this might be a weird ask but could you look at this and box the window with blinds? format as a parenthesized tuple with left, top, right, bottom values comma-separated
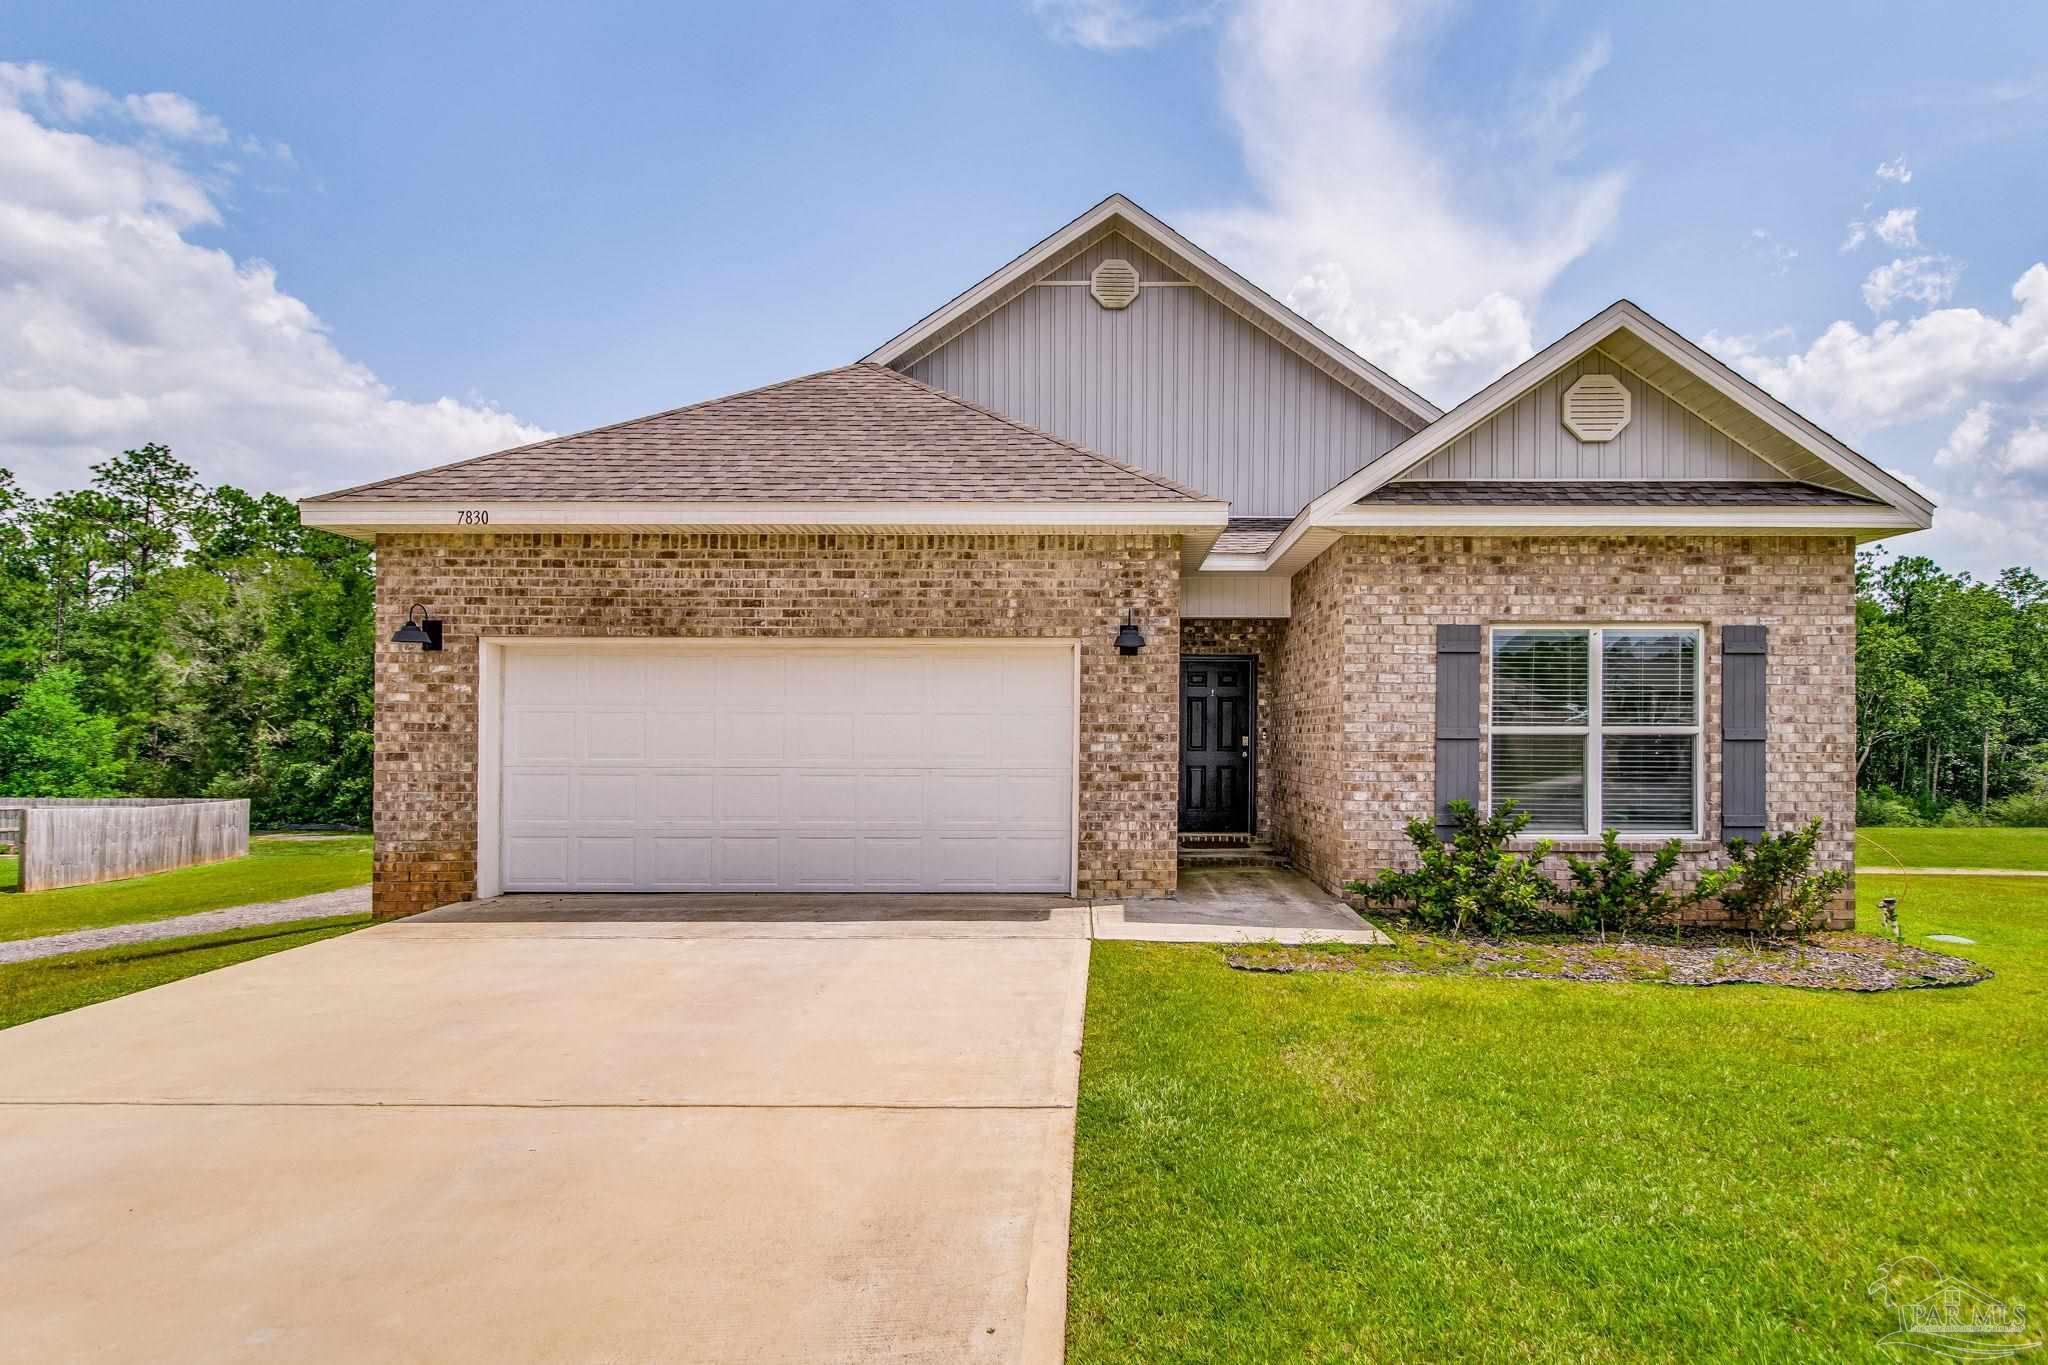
(1487, 626, 1701, 836)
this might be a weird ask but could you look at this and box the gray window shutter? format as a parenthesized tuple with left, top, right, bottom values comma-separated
(1721, 625, 1768, 843)
(1436, 625, 1482, 838)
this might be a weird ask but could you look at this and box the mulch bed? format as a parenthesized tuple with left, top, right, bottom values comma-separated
(1225, 930, 1990, 992)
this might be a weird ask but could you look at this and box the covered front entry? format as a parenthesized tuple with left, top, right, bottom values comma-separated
(1179, 655, 1254, 835)
(490, 641, 1077, 894)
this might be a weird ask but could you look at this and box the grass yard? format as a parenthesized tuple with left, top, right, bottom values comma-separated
(0, 913, 369, 1030)
(0, 853, 14, 892)
(1068, 875, 2047, 1362)
(0, 833, 370, 942)
(1857, 824, 2048, 871)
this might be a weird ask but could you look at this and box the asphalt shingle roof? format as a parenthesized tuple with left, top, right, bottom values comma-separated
(1211, 517, 1295, 554)
(1359, 480, 1882, 508)
(310, 363, 1216, 504)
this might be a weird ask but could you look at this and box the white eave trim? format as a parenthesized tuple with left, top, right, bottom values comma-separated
(861, 193, 1442, 430)
(1324, 504, 1924, 535)
(298, 498, 1230, 540)
(1300, 300, 1935, 530)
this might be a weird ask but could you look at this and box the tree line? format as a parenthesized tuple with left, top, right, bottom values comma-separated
(0, 443, 2042, 831)
(0, 444, 372, 825)
(1856, 549, 2048, 825)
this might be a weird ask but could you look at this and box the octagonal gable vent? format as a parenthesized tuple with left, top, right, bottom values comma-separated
(1562, 373, 1632, 443)
(1090, 258, 1141, 310)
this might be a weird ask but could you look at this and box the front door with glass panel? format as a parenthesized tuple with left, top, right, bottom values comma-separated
(1180, 657, 1253, 834)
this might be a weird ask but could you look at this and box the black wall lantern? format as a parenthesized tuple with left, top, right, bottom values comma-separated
(1115, 612, 1146, 656)
(391, 603, 443, 651)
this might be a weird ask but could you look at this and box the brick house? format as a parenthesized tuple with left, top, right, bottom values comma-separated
(301, 195, 1930, 923)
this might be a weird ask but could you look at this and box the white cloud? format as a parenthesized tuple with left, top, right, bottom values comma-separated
(1872, 206, 1919, 248)
(1840, 222, 1867, 253)
(0, 64, 549, 497)
(1875, 156, 1913, 185)
(1711, 262, 2048, 433)
(1860, 254, 1961, 313)
(1748, 227, 1798, 276)
(121, 91, 226, 144)
(1030, 0, 1217, 50)
(1176, 0, 1626, 400)
(1935, 402, 1994, 468)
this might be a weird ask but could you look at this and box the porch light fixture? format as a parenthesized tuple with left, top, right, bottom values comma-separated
(1115, 613, 1146, 656)
(391, 603, 443, 651)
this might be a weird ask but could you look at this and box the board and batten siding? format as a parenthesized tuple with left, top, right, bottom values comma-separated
(904, 233, 1416, 517)
(1183, 571, 1290, 619)
(1397, 349, 1789, 482)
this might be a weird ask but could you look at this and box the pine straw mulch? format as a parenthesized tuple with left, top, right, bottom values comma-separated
(1224, 929, 1990, 993)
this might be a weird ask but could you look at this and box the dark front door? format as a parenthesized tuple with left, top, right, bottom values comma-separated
(1180, 657, 1253, 834)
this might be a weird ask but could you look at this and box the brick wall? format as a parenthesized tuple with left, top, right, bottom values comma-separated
(1179, 619, 1286, 841)
(1283, 534, 1859, 927)
(373, 532, 1181, 917)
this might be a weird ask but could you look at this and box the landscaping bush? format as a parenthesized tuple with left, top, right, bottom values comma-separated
(1546, 831, 1686, 941)
(1346, 800, 1554, 938)
(1986, 787, 2048, 827)
(1695, 819, 1848, 943)
(1856, 785, 1924, 827)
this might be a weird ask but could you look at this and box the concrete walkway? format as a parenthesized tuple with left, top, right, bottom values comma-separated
(1857, 866, 2048, 878)
(0, 911, 1091, 1362)
(0, 885, 371, 965)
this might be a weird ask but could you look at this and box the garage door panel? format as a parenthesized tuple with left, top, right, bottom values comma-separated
(716, 771, 783, 824)
(646, 722, 714, 764)
(506, 711, 580, 762)
(574, 772, 640, 823)
(647, 772, 716, 822)
(788, 772, 859, 825)
(859, 773, 926, 826)
(1003, 773, 1069, 828)
(715, 836, 781, 888)
(583, 713, 647, 762)
(719, 712, 786, 762)
(788, 713, 855, 763)
(926, 713, 996, 764)
(504, 837, 569, 887)
(857, 835, 927, 889)
(928, 773, 1002, 826)
(499, 645, 1073, 893)
(647, 836, 713, 887)
(716, 654, 786, 702)
(572, 837, 638, 887)
(855, 654, 929, 711)
(504, 770, 573, 823)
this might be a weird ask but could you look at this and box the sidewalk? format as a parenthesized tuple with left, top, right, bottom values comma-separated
(0, 886, 370, 965)
(1857, 866, 2048, 878)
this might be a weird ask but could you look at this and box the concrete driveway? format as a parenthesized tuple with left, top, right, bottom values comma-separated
(0, 907, 1091, 1363)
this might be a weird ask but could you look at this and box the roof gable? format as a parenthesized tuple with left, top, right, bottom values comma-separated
(306, 363, 1217, 506)
(1307, 299, 1934, 527)
(863, 193, 1440, 432)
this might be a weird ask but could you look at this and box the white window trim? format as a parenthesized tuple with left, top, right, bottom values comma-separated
(1485, 624, 1706, 841)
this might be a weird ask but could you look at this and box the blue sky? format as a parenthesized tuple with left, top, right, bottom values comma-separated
(4, 1, 2046, 574)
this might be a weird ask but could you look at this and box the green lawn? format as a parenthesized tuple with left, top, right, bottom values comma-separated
(0, 853, 14, 892)
(0, 834, 370, 942)
(0, 914, 369, 1030)
(1068, 876, 2047, 1362)
(1858, 825, 2048, 871)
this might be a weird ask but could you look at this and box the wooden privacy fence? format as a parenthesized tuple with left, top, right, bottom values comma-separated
(0, 798, 250, 893)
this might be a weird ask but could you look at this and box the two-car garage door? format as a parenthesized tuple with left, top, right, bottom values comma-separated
(496, 643, 1075, 893)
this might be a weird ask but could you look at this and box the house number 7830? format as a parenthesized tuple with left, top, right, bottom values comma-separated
(457, 509, 489, 525)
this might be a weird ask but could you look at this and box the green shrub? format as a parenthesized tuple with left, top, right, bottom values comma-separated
(1986, 789, 2048, 827)
(1547, 831, 1686, 941)
(1346, 800, 1554, 938)
(1935, 804, 1988, 828)
(1695, 819, 1848, 942)
(1856, 786, 1924, 827)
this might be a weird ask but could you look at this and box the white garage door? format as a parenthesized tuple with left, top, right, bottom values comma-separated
(498, 643, 1075, 893)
